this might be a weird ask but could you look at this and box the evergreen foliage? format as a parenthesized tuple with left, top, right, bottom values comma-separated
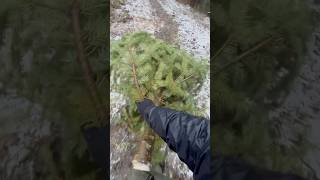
(212, 0, 315, 177)
(111, 32, 208, 163)
(111, 32, 208, 114)
(0, 0, 107, 179)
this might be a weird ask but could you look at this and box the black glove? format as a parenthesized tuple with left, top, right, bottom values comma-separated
(136, 98, 156, 120)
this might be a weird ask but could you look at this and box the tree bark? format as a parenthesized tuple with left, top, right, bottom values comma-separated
(132, 127, 155, 171)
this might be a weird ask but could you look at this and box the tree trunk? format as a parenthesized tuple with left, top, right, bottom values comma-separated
(132, 127, 155, 171)
(71, 0, 106, 122)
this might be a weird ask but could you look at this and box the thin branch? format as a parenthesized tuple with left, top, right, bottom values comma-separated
(97, 74, 107, 87)
(212, 36, 231, 62)
(214, 36, 274, 76)
(87, 46, 98, 56)
(132, 63, 142, 96)
(128, 48, 144, 100)
(177, 74, 193, 84)
(174, 73, 183, 82)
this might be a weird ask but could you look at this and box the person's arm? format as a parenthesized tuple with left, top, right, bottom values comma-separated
(136, 99, 211, 176)
(136, 99, 306, 180)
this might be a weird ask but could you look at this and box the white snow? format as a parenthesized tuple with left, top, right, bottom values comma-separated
(110, 0, 157, 40)
(165, 148, 194, 179)
(195, 75, 210, 118)
(123, 0, 154, 19)
(110, 91, 127, 122)
(269, 28, 320, 177)
(157, 0, 210, 60)
(157, 0, 210, 118)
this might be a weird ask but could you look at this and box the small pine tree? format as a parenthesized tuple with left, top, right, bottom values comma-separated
(111, 32, 208, 163)
(111, 32, 208, 114)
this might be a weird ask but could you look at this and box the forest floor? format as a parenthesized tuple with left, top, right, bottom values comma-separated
(110, 0, 210, 179)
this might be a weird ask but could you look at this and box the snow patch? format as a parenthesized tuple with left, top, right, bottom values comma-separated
(157, 0, 210, 118)
(195, 75, 210, 118)
(165, 147, 193, 180)
(110, 0, 157, 40)
(124, 0, 154, 19)
(110, 91, 127, 123)
(158, 0, 210, 60)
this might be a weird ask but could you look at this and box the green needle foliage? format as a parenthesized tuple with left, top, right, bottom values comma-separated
(111, 32, 208, 162)
(212, 0, 315, 177)
(111, 32, 208, 117)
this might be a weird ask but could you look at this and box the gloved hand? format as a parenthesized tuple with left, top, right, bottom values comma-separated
(136, 98, 156, 120)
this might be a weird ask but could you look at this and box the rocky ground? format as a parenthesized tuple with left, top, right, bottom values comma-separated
(110, 0, 210, 179)
(269, 30, 320, 178)
(269, 3, 320, 178)
(0, 29, 54, 180)
(0, 91, 54, 179)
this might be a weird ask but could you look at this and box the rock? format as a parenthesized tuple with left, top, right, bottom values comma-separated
(0, 93, 52, 179)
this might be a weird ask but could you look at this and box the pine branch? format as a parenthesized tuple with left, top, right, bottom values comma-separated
(127, 50, 156, 169)
(214, 36, 274, 76)
(71, 0, 106, 122)
(128, 48, 145, 100)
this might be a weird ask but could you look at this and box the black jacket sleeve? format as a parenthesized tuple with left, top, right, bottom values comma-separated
(137, 99, 307, 180)
(136, 99, 212, 180)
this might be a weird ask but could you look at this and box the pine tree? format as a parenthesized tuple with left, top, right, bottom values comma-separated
(111, 32, 208, 164)
(212, 0, 315, 177)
